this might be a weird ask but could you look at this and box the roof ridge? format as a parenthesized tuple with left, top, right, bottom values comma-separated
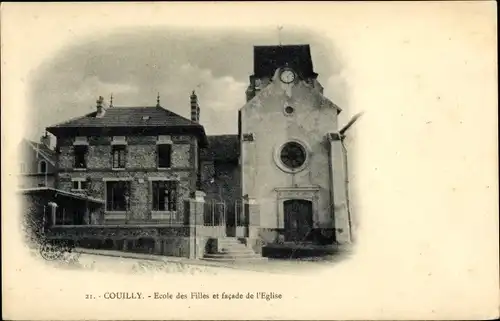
(50, 111, 97, 128)
(107, 105, 157, 108)
(44, 105, 209, 147)
(156, 106, 200, 126)
(24, 140, 56, 165)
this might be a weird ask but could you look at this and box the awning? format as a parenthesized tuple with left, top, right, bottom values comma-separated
(17, 187, 105, 205)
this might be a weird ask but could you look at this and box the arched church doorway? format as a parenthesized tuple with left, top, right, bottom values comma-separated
(283, 199, 313, 242)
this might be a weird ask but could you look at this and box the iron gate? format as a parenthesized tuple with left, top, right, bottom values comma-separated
(204, 199, 248, 236)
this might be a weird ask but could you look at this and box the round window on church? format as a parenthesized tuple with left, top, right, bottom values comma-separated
(280, 141, 307, 170)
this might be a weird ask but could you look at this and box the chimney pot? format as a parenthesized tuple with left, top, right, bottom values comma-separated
(190, 90, 200, 123)
(40, 132, 51, 149)
(96, 96, 106, 118)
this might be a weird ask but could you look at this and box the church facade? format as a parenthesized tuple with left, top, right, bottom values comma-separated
(33, 44, 353, 259)
(240, 45, 351, 248)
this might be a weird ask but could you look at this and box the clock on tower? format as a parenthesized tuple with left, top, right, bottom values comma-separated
(279, 68, 296, 84)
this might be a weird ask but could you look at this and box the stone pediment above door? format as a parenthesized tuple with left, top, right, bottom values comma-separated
(274, 186, 320, 228)
(274, 186, 320, 201)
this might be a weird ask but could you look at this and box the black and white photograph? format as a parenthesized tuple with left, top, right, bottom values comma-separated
(17, 30, 361, 270)
(2, 2, 498, 320)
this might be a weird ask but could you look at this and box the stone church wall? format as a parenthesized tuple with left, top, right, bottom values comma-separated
(241, 74, 340, 231)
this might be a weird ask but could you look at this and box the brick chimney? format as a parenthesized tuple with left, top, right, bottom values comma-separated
(40, 132, 51, 149)
(96, 96, 106, 118)
(190, 90, 200, 123)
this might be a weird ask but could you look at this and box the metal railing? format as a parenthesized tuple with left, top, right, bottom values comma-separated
(204, 199, 226, 226)
(203, 199, 247, 227)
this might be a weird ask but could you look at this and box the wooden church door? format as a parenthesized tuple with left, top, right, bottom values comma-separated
(283, 199, 313, 242)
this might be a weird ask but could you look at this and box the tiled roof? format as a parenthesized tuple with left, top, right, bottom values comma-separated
(23, 139, 56, 165)
(17, 187, 105, 204)
(31, 141, 56, 157)
(48, 106, 200, 129)
(46, 106, 208, 146)
(201, 135, 240, 162)
(253, 44, 316, 79)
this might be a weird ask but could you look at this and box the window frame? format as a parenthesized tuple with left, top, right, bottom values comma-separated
(273, 139, 310, 174)
(54, 207, 86, 226)
(73, 145, 88, 169)
(157, 143, 172, 169)
(71, 178, 88, 192)
(105, 180, 131, 213)
(111, 144, 127, 169)
(38, 160, 47, 174)
(151, 180, 178, 212)
(19, 162, 26, 174)
(280, 141, 307, 169)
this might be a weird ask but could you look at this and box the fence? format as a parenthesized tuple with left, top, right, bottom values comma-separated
(203, 199, 247, 228)
(203, 200, 226, 226)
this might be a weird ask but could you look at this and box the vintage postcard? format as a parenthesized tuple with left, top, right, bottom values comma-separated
(2, 2, 498, 320)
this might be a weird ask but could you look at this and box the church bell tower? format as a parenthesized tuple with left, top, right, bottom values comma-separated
(245, 44, 320, 102)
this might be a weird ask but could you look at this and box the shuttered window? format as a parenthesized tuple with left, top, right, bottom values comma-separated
(112, 145, 126, 168)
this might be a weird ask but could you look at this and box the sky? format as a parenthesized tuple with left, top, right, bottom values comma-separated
(27, 26, 349, 141)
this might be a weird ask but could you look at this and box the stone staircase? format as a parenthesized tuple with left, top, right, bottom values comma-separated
(203, 237, 265, 262)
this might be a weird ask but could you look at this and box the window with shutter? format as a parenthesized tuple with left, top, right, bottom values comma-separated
(112, 145, 126, 169)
